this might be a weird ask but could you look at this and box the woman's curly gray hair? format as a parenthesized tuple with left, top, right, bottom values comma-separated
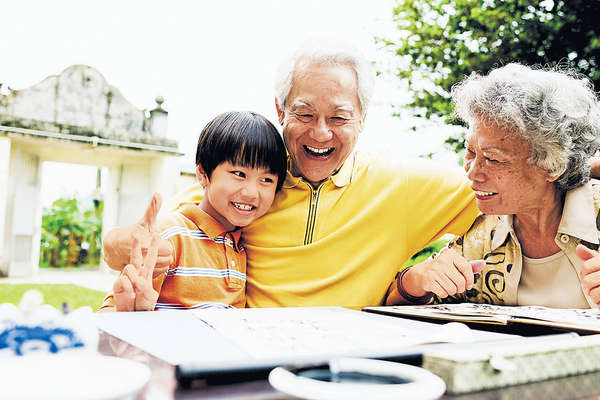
(452, 63, 600, 192)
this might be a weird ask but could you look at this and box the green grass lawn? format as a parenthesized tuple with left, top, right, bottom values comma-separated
(0, 284, 106, 311)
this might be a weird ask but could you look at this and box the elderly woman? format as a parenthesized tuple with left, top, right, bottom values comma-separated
(387, 63, 600, 308)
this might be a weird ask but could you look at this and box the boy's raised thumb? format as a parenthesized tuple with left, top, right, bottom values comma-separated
(139, 193, 163, 230)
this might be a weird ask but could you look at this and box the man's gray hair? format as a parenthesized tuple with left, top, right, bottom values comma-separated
(452, 63, 600, 192)
(274, 39, 375, 117)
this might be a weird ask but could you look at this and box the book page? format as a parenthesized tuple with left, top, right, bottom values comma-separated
(192, 307, 477, 359)
(367, 303, 600, 330)
(366, 304, 511, 323)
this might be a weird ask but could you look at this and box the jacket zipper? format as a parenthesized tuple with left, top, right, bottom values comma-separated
(303, 182, 325, 245)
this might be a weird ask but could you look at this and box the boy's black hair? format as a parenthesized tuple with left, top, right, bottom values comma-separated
(196, 111, 287, 191)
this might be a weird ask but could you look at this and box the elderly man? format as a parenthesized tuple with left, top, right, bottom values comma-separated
(103, 41, 478, 308)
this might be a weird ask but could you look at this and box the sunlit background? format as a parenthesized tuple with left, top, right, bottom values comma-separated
(1, 0, 458, 208)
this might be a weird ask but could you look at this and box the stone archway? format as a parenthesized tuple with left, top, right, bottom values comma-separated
(0, 65, 182, 277)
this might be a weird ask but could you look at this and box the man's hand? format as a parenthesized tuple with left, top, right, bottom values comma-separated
(577, 244, 600, 307)
(403, 248, 484, 299)
(113, 235, 160, 312)
(103, 193, 172, 277)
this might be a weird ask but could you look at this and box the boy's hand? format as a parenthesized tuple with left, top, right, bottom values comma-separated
(113, 235, 160, 311)
(577, 244, 600, 307)
(103, 193, 172, 277)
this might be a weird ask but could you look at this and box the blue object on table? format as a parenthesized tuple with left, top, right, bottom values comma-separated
(0, 324, 84, 356)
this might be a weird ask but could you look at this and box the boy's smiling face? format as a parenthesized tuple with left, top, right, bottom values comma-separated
(197, 161, 279, 231)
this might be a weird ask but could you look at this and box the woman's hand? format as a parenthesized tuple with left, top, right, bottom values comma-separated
(404, 248, 483, 299)
(383, 247, 486, 306)
(577, 244, 600, 307)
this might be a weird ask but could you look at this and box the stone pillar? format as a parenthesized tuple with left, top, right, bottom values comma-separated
(99, 165, 121, 271)
(0, 137, 12, 275)
(101, 165, 121, 238)
(117, 163, 151, 226)
(149, 156, 181, 203)
(1, 144, 42, 277)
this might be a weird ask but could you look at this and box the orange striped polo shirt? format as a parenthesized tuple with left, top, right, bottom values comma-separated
(101, 202, 246, 310)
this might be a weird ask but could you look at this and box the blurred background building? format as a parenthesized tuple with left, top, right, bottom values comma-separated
(0, 65, 185, 277)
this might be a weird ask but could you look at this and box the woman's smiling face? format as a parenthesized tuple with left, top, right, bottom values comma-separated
(464, 120, 556, 216)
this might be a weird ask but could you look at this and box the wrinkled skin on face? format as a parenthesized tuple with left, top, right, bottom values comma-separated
(277, 62, 364, 187)
(464, 120, 556, 216)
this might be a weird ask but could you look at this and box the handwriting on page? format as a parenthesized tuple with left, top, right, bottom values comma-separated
(193, 307, 424, 359)
(395, 303, 600, 328)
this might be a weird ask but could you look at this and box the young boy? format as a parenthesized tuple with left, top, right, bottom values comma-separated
(100, 111, 287, 311)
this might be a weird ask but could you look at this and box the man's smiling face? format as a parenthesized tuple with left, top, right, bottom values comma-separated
(278, 62, 363, 187)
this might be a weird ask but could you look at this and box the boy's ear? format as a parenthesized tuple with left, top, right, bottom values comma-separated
(196, 165, 209, 188)
(275, 97, 285, 126)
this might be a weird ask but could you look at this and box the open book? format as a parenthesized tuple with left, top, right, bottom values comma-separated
(364, 303, 600, 333)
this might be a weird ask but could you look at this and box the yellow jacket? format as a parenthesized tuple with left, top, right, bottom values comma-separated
(170, 152, 478, 308)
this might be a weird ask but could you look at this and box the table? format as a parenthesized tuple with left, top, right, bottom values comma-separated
(98, 330, 600, 400)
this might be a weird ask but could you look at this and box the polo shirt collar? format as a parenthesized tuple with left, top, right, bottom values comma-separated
(282, 152, 355, 189)
(557, 182, 598, 244)
(176, 203, 243, 243)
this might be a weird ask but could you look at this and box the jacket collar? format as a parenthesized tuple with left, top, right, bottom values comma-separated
(283, 152, 356, 189)
(491, 215, 513, 251)
(557, 182, 599, 244)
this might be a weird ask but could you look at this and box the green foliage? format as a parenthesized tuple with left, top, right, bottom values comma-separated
(403, 237, 450, 267)
(40, 196, 103, 268)
(381, 0, 600, 124)
(444, 131, 466, 165)
(0, 284, 106, 310)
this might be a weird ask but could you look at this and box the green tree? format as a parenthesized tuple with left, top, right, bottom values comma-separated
(40, 196, 103, 268)
(381, 0, 600, 125)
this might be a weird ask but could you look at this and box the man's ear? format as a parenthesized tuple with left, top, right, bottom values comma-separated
(358, 113, 367, 133)
(275, 97, 285, 125)
(196, 164, 209, 188)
